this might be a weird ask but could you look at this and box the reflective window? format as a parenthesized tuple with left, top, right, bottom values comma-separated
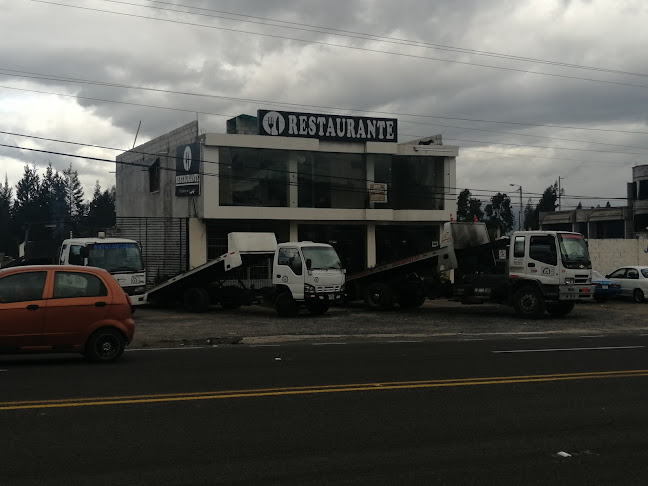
(53, 272, 108, 299)
(298, 152, 366, 209)
(609, 268, 627, 279)
(277, 248, 302, 275)
(627, 268, 639, 279)
(219, 147, 289, 207)
(513, 236, 525, 258)
(391, 156, 445, 210)
(0, 272, 47, 303)
(69, 245, 84, 265)
(529, 235, 557, 265)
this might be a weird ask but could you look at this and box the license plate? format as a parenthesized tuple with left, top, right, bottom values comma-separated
(602, 285, 608, 289)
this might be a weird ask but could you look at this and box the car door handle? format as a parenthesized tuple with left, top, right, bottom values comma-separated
(26, 304, 39, 311)
(95, 301, 107, 307)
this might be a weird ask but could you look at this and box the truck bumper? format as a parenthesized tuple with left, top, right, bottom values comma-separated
(304, 292, 345, 303)
(559, 284, 594, 302)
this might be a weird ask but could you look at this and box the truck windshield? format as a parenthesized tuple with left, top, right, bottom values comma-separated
(87, 243, 145, 273)
(557, 234, 591, 269)
(302, 247, 342, 270)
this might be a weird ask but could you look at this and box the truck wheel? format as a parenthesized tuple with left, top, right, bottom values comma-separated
(513, 286, 545, 318)
(545, 301, 575, 317)
(365, 283, 394, 310)
(219, 286, 243, 309)
(274, 292, 299, 317)
(306, 299, 330, 315)
(632, 288, 645, 303)
(184, 287, 210, 313)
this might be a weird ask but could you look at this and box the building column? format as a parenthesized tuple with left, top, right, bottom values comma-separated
(366, 223, 376, 268)
(444, 156, 456, 218)
(290, 221, 299, 242)
(188, 217, 208, 268)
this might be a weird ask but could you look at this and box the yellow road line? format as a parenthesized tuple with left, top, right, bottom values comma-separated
(2, 369, 648, 411)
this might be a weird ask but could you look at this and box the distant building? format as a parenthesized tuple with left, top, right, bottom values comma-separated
(540, 165, 648, 239)
(115, 111, 458, 273)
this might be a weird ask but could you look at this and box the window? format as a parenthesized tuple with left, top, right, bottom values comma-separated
(277, 248, 302, 275)
(149, 158, 160, 193)
(627, 269, 639, 279)
(609, 268, 627, 279)
(529, 235, 557, 265)
(513, 236, 525, 258)
(391, 155, 445, 210)
(53, 272, 107, 299)
(69, 245, 84, 265)
(0, 272, 47, 303)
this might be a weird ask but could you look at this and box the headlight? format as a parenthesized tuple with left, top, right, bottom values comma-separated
(304, 284, 316, 293)
(565, 278, 575, 284)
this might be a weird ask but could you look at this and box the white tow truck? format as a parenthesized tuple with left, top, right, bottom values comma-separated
(345, 222, 594, 317)
(132, 232, 345, 316)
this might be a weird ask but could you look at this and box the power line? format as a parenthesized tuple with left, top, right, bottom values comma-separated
(27, 0, 648, 91)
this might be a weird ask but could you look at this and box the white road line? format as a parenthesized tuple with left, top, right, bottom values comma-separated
(126, 346, 204, 352)
(459, 338, 484, 341)
(579, 335, 605, 338)
(518, 337, 550, 340)
(493, 345, 645, 354)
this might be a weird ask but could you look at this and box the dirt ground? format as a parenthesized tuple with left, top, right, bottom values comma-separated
(129, 298, 648, 348)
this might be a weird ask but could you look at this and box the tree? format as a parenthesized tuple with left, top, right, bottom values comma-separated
(12, 164, 41, 230)
(525, 181, 560, 230)
(63, 162, 85, 221)
(484, 193, 514, 236)
(523, 199, 536, 230)
(0, 175, 13, 255)
(87, 181, 116, 228)
(456, 189, 484, 222)
(576, 202, 582, 210)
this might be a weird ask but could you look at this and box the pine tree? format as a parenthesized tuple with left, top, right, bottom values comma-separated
(88, 181, 116, 228)
(63, 162, 85, 221)
(0, 175, 13, 255)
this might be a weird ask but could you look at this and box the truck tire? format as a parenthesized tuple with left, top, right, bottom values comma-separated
(513, 286, 545, 318)
(365, 283, 394, 310)
(545, 301, 575, 316)
(274, 292, 299, 317)
(218, 286, 243, 309)
(306, 299, 330, 315)
(184, 287, 210, 313)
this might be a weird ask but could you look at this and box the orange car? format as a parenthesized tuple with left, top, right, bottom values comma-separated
(0, 265, 135, 362)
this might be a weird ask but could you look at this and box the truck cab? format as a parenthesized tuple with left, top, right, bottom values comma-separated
(59, 236, 146, 295)
(273, 241, 345, 315)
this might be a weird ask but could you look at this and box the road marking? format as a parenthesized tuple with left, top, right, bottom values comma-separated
(517, 337, 550, 340)
(579, 335, 605, 338)
(2, 369, 648, 411)
(126, 346, 204, 352)
(493, 345, 644, 354)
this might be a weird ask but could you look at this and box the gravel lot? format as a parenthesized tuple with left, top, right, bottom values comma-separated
(130, 299, 648, 348)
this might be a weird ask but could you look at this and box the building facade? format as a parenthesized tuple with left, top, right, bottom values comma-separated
(116, 111, 458, 273)
(540, 164, 648, 239)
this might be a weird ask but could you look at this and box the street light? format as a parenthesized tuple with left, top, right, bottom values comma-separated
(510, 183, 523, 230)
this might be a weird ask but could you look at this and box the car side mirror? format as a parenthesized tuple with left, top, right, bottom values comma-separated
(80, 247, 89, 258)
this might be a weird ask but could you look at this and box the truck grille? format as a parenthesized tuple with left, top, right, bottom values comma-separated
(575, 274, 590, 284)
(316, 285, 342, 293)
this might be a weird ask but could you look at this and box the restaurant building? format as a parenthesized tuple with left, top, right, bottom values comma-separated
(116, 110, 458, 274)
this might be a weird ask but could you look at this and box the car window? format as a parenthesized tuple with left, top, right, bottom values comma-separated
(608, 268, 626, 279)
(53, 271, 108, 299)
(0, 271, 47, 303)
(592, 271, 603, 280)
(529, 236, 557, 266)
(642, 269, 648, 279)
(627, 269, 639, 279)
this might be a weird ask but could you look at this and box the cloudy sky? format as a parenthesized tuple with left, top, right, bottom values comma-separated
(2, 0, 648, 212)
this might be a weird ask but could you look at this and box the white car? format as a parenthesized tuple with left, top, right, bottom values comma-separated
(606, 266, 648, 302)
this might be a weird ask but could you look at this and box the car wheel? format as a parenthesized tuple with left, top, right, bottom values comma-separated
(85, 328, 125, 363)
(632, 288, 645, 303)
(513, 286, 545, 318)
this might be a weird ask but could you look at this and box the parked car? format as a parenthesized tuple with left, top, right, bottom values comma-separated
(592, 270, 622, 302)
(605, 266, 648, 303)
(0, 265, 135, 362)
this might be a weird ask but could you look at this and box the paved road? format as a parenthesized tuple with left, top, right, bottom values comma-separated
(2, 334, 648, 484)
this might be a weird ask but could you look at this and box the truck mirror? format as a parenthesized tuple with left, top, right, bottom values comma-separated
(306, 258, 312, 270)
(80, 247, 88, 259)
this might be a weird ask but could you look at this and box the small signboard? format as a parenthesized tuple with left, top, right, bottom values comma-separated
(369, 183, 388, 203)
(175, 143, 200, 196)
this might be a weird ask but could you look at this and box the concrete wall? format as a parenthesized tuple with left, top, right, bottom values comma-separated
(116, 121, 199, 218)
(588, 238, 648, 275)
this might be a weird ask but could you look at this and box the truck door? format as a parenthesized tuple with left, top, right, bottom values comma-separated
(526, 235, 559, 284)
(275, 247, 305, 300)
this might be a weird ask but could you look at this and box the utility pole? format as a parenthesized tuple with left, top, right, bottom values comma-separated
(510, 183, 523, 230)
(558, 176, 564, 211)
